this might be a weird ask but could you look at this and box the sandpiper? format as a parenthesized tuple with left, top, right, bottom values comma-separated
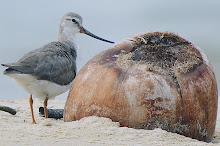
(2, 12, 114, 124)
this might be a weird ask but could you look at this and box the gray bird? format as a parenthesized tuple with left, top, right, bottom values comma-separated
(2, 12, 114, 124)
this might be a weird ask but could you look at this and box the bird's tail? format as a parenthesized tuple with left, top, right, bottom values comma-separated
(1, 64, 21, 75)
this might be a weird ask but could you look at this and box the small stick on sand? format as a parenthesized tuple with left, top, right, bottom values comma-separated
(39, 107, 63, 119)
(0, 105, 17, 115)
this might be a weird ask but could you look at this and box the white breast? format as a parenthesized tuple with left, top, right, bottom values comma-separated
(7, 73, 72, 100)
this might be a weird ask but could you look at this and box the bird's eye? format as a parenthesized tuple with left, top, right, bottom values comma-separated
(72, 19, 77, 23)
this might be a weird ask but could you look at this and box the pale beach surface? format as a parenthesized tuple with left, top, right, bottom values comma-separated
(0, 97, 219, 146)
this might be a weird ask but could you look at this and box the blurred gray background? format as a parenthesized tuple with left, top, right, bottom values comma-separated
(0, 0, 219, 100)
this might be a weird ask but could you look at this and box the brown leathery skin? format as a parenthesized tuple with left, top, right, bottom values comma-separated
(64, 32, 218, 142)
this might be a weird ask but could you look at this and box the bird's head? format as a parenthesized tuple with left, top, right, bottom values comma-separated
(59, 12, 114, 44)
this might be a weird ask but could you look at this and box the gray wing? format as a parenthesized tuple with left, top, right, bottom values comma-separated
(2, 42, 77, 85)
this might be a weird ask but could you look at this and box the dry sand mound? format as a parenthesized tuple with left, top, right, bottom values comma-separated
(0, 97, 219, 145)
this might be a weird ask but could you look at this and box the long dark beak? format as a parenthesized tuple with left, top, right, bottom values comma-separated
(80, 26, 114, 44)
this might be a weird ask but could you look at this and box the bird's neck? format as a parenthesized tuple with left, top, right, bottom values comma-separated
(58, 27, 77, 48)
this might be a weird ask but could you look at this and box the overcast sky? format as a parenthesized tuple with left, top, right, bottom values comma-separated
(0, 0, 219, 99)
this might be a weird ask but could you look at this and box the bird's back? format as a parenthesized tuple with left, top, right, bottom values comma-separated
(2, 41, 77, 86)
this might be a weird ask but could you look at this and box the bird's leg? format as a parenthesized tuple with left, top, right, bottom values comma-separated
(29, 95, 36, 124)
(44, 97, 48, 118)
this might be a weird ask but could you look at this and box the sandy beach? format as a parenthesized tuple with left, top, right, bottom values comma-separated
(0, 97, 219, 146)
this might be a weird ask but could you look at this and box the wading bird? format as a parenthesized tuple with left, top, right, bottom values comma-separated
(2, 12, 114, 124)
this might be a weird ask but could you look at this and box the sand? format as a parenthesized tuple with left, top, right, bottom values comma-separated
(0, 97, 219, 146)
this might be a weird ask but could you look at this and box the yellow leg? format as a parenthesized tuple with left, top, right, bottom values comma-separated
(44, 97, 48, 118)
(29, 95, 36, 124)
